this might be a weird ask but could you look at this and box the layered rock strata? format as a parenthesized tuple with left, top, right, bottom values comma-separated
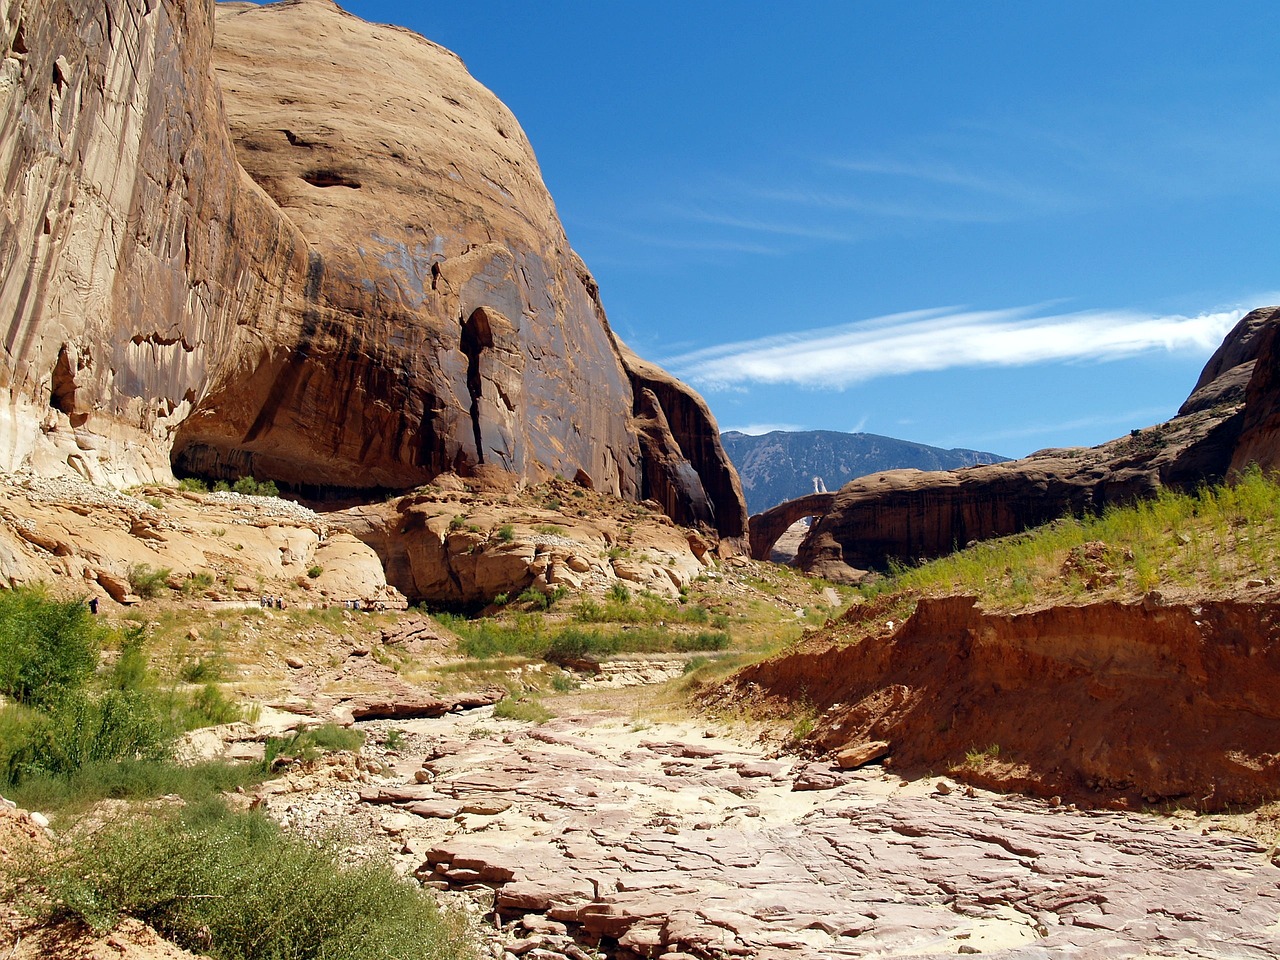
(0, 0, 746, 543)
(730, 594, 1280, 809)
(796, 307, 1280, 580)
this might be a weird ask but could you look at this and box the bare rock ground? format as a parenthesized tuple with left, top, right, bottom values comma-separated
(260, 705, 1280, 960)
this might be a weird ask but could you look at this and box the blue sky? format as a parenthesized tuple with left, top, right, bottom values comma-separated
(313, 2, 1279, 458)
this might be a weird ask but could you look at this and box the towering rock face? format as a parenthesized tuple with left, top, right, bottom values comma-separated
(178, 0, 641, 496)
(0, 0, 746, 541)
(799, 307, 1280, 581)
(0, 0, 301, 485)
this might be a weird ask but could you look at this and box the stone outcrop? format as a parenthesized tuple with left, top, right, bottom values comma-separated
(728, 594, 1280, 809)
(613, 341, 748, 550)
(0, 0, 746, 543)
(0, 474, 401, 605)
(798, 307, 1280, 580)
(748, 491, 833, 561)
(331, 476, 715, 606)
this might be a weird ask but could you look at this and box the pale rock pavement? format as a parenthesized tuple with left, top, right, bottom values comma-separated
(268, 707, 1280, 960)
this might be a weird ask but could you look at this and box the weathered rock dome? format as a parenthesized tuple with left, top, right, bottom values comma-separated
(0, 0, 746, 543)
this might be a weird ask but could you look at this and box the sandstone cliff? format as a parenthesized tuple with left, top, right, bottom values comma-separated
(796, 307, 1280, 580)
(0, 0, 745, 543)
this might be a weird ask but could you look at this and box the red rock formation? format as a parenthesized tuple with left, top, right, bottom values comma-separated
(0, 0, 304, 484)
(0, 0, 747, 542)
(1229, 315, 1280, 474)
(729, 595, 1280, 808)
(798, 307, 1279, 580)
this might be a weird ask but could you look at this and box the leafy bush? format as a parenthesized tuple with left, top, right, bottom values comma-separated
(6, 759, 263, 814)
(231, 476, 280, 498)
(492, 697, 554, 724)
(174, 683, 243, 729)
(176, 477, 208, 492)
(437, 614, 548, 660)
(126, 563, 172, 599)
(307, 565, 323, 579)
(11, 800, 474, 960)
(0, 595, 250, 799)
(517, 584, 568, 610)
(263, 723, 364, 768)
(0, 587, 101, 707)
(608, 582, 631, 603)
(179, 653, 226, 684)
(180, 571, 215, 597)
(545, 628, 620, 664)
(673, 631, 731, 652)
(496, 524, 515, 543)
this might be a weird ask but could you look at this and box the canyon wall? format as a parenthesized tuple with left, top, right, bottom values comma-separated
(0, 0, 745, 541)
(798, 307, 1280, 580)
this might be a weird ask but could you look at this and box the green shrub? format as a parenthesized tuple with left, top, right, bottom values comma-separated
(438, 614, 547, 660)
(180, 571, 215, 597)
(382, 728, 407, 751)
(176, 477, 209, 493)
(550, 672, 580, 692)
(307, 565, 323, 579)
(673, 631, 730, 652)
(496, 524, 515, 542)
(0, 604, 250, 797)
(11, 800, 474, 960)
(174, 684, 243, 729)
(608, 582, 631, 603)
(491, 592, 509, 606)
(231, 476, 280, 498)
(0, 587, 101, 707)
(126, 563, 172, 599)
(6, 759, 264, 814)
(517, 584, 568, 610)
(545, 628, 620, 664)
(179, 654, 226, 684)
(534, 524, 567, 537)
(263, 722, 364, 768)
(492, 697, 554, 724)
(3, 687, 171, 783)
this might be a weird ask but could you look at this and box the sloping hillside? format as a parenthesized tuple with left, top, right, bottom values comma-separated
(722, 429, 1005, 514)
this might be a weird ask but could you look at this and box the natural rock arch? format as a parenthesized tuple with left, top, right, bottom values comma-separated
(748, 492, 836, 561)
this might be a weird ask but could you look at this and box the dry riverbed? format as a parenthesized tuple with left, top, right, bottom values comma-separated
(251, 701, 1280, 960)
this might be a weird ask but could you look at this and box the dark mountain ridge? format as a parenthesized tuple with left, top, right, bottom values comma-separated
(721, 429, 1007, 514)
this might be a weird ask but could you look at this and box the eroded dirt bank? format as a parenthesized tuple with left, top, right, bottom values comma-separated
(727, 595, 1280, 810)
(246, 706, 1280, 960)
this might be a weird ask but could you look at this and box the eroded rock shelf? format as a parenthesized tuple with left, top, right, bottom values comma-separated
(259, 707, 1280, 960)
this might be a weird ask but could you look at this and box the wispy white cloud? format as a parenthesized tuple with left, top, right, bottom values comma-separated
(664, 303, 1247, 390)
(818, 155, 1073, 216)
(721, 422, 808, 436)
(961, 406, 1176, 446)
(663, 206, 862, 243)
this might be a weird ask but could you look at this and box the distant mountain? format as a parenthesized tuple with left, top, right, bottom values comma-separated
(721, 430, 1009, 514)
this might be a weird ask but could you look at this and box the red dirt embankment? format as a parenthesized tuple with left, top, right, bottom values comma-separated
(728, 596, 1280, 809)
